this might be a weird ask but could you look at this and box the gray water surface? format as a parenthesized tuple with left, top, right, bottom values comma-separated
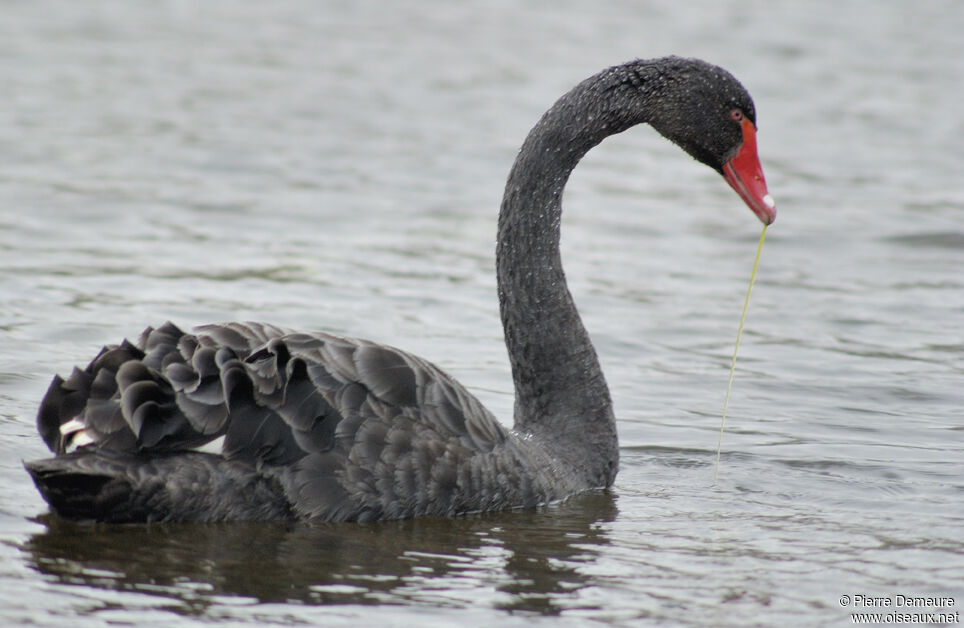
(2, 2, 963, 626)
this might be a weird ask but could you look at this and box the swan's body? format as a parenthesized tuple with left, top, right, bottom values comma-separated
(26, 57, 775, 523)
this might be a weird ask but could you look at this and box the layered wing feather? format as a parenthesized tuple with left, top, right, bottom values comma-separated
(30, 321, 554, 522)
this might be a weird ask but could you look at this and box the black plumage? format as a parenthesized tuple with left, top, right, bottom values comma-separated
(25, 56, 774, 523)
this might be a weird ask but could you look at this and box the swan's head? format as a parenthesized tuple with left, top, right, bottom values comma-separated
(641, 57, 776, 225)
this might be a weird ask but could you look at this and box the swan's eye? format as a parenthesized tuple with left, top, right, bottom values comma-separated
(729, 109, 744, 122)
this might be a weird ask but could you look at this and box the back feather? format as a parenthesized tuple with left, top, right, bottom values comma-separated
(27, 321, 561, 522)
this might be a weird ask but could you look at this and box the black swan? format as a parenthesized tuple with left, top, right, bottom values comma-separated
(25, 57, 775, 523)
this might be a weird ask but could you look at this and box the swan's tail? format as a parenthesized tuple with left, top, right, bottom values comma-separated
(24, 450, 293, 523)
(25, 451, 158, 523)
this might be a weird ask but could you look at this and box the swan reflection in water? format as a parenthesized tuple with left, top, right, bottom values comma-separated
(24, 491, 617, 616)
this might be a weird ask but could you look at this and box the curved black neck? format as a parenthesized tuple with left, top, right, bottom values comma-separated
(496, 63, 657, 482)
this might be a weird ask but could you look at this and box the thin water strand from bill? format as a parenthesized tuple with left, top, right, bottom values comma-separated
(714, 224, 768, 484)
